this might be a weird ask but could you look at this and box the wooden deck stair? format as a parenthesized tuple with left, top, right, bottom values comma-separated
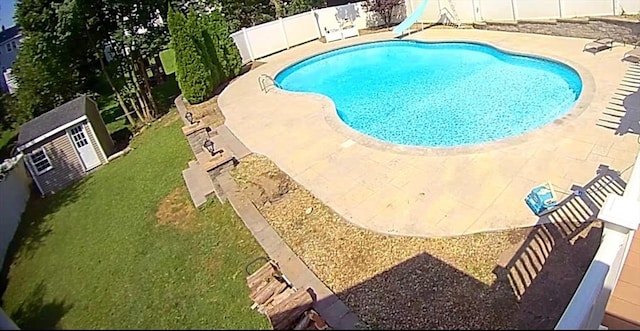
(603, 229, 640, 329)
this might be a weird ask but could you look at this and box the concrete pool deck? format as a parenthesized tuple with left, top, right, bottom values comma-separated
(218, 28, 640, 237)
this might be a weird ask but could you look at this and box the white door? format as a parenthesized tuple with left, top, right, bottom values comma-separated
(68, 124, 101, 171)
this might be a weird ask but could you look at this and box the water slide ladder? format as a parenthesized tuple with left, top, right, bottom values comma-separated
(392, 0, 461, 37)
(445, 0, 462, 27)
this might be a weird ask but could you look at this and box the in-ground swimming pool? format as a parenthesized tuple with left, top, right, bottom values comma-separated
(274, 40, 583, 147)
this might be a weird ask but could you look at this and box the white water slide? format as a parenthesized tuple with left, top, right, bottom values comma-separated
(392, 0, 430, 37)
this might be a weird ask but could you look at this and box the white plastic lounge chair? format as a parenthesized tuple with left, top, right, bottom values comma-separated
(622, 42, 640, 62)
(583, 37, 615, 54)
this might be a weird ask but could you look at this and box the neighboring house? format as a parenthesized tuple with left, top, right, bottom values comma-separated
(0, 25, 22, 93)
(15, 95, 115, 196)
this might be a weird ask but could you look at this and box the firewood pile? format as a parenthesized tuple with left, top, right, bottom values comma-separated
(245, 258, 331, 330)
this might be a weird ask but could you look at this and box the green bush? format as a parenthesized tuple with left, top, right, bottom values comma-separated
(200, 10, 242, 80)
(168, 6, 243, 104)
(168, 7, 212, 104)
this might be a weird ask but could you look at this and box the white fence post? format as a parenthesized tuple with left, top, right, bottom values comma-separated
(558, 0, 564, 18)
(279, 18, 290, 49)
(612, 0, 618, 15)
(408, 0, 414, 15)
(311, 9, 322, 39)
(470, 0, 478, 22)
(242, 28, 255, 62)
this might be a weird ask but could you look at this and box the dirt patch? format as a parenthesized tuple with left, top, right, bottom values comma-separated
(184, 96, 225, 128)
(358, 26, 392, 36)
(230, 154, 601, 330)
(155, 186, 198, 230)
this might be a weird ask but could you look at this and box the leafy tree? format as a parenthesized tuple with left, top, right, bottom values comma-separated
(285, 0, 326, 16)
(11, 0, 96, 124)
(0, 94, 17, 129)
(362, 0, 404, 27)
(217, 0, 274, 31)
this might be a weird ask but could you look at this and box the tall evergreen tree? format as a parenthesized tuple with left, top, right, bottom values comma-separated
(168, 7, 213, 104)
(200, 10, 242, 80)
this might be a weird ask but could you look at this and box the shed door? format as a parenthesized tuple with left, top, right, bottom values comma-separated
(68, 124, 101, 171)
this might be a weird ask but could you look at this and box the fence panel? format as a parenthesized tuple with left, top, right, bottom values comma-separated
(230, 31, 252, 64)
(478, 0, 515, 20)
(245, 21, 289, 60)
(618, 0, 640, 14)
(283, 11, 321, 46)
(516, 0, 561, 19)
(449, 0, 479, 22)
(0, 156, 30, 269)
(564, 0, 613, 17)
(414, 0, 444, 22)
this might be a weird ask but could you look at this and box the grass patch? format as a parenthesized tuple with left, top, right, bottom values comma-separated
(159, 49, 176, 75)
(0, 128, 17, 160)
(1, 112, 270, 330)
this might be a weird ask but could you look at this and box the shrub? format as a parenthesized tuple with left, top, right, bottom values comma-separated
(168, 6, 243, 104)
(168, 7, 213, 104)
(200, 10, 242, 80)
(362, 0, 404, 27)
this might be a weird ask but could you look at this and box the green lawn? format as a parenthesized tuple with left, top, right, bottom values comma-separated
(159, 49, 176, 75)
(0, 128, 17, 160)
(0, 113, 270, 330)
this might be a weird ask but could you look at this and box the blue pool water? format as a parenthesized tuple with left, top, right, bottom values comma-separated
(274, 40, 583, 147)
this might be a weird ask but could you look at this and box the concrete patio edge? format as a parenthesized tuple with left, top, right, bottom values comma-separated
(215, 172, 361, 330)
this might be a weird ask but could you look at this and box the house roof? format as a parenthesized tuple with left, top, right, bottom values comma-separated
(0, 25, 21, 44)
(17, 95, 89, 148)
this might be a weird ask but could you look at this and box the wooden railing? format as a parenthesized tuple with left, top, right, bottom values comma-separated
(555, 153, 640, 330)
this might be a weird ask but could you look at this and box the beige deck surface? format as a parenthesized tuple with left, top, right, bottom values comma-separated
(218, 28, 640, 237)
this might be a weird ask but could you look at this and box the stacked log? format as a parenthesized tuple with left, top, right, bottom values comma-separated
(245, 260, 331, 330)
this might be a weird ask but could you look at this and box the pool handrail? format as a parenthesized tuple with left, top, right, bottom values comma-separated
(258, 74, 280, 93)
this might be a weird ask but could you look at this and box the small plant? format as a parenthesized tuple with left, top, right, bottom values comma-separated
(362, 0, 404, 28)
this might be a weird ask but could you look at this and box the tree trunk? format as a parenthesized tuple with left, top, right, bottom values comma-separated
(98, 54, 136, 126)
(87, 24, 136, 126)
(135, 55, 158, 118)
(125, 54, 152, 122)
(128, 95, 145, 122)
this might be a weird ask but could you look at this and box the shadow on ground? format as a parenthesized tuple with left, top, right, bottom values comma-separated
(1, 152, 86, 318)
(8, 281, 72, 330)
(599, 63, 640, 135)
(266, 163, 625, 329)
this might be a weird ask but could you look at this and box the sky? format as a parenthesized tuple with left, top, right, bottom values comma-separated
(0, 0, 17, 28)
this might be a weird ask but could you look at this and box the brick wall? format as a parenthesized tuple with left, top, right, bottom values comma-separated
(474, 17, 640, 45)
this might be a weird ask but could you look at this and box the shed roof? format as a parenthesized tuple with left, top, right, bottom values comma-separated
(17, 95, 89, 148)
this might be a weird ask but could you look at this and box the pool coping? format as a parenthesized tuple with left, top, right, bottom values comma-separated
(218, 28, 639, 238)
(267, 38, 596, 157)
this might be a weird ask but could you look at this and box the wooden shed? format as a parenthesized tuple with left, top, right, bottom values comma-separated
(15, 95, 115, 195)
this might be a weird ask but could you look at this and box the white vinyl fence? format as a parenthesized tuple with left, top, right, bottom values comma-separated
(230, 1, 405, 63)
(407, 0, 640, 23)
(229, 0, 640, 63)
(0, 155, 31, 269)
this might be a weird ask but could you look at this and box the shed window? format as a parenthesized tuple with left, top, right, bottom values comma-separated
(6, 43, 11, 52)
(29, 148, 53, 175)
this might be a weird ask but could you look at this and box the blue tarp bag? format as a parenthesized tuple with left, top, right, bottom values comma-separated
(525, 182, 558, 216)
